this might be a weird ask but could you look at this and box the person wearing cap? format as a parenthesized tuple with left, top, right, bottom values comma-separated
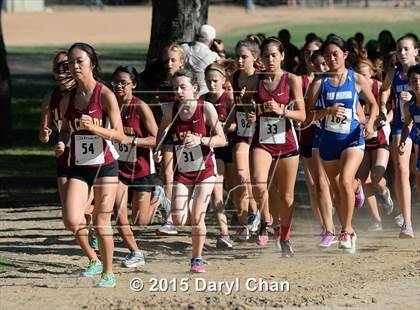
(181, 24, 222, 95)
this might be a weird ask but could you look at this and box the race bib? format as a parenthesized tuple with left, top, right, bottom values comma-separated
(175, 145, 205, 173)
(113, 141, 137, 163)
(236, 112, 256, 137)
(259, 117, 286, 144)
(75, 135, 104, 166)
(325, 108, 352, 134)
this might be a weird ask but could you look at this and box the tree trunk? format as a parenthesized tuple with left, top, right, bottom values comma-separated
(0, 0, 12, 145)
(147, 0, 209, 64)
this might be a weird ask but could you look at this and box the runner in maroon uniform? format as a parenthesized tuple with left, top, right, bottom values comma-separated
(230, 38, 261, 241)
(298, 39, 334, 236)
(201, 62, 235, 248)
(245, 37, 305, 256)
(111, 65, 158, 268)
(155, 69, 226, 273)
(355, 55, 394, 232)
(156, 43, 185, 235)
(55, 43, 126, 287)
(39, 51, 75, 202)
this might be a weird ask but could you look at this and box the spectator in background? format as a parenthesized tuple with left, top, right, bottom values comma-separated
(182, 24, 222, 95)
(244, 0, 255, 14)
(85, 0, 104, 10)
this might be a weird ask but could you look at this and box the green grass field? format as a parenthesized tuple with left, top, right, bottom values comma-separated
(1, 19, 417, 204)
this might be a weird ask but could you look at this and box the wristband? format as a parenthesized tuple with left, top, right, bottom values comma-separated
(284, 106, 289, 118)
(200, 136, 205, 146)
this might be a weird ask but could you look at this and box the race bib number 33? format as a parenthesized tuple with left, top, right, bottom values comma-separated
(175, 145, 205, 173)
(259, 117, 285, 144)
(75, 135, 105, 166)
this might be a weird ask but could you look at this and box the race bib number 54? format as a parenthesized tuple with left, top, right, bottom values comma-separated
(75, 135, 104, 166)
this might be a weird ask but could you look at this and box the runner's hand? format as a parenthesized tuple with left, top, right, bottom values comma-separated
(247, 111, 256, 123)
(184, 133, 200, 148)
(80, 114, 94, 130)
(39, 127, 52, 143)
(153, 150, 162, 163)
(364, 124, 374, 140)
(55, 141, 65, 157)
(327, 103, 345, 117)
(400, 91, 412, 103)
(399, 141, 407, 155)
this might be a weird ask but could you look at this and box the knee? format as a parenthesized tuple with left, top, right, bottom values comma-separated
(252, 183, 267, 199)
(63, 218, 81, 234)
(132, 214, 151, 227)
(339, 177, 355, 194)
(191, 213, 206, 227)
(279, 192, 294, 208)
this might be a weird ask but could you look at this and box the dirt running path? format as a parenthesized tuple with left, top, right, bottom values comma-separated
(0, 203, 419, 309)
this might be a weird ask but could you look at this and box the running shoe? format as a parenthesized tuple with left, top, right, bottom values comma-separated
(280, 240, 294, 257)
(338, 231, 352, 249)
(394, 214, 404, 227)
(247, 211, 261, 233)
(319, 231, 337, 247)
(380, 187, 394, 215)
(399, 223, 414, 239)
(96, 272, 116, 288)
(190, 258, 205, 273)
(256, 228, 269, 246)
(81, 260, 103, 277)
(342, 232, 357, 254)
(216, 234, 233, 249)
(156, 221, 178, 236)
(122, 251, 145, 268)
(355, 179, 365, 209)
(234, 225, 249, 242)
(368, 221, 383, 232)
(88, 228, 98, 251)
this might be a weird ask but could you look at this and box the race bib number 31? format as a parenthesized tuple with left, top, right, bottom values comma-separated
(175, 145, 205, 173)
(113, 141, 137, 163)
(75, 135, 105, 166)
(236, 112, 256, 137)
(259, 117, 285, 144)
(325, 108, 352, 134)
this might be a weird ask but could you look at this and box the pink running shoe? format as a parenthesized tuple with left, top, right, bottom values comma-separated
(256, 228, 269, 246)
(190, 258, 205, 273)
(319, 231, 337, 248)
(355, 179, 365, 209)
